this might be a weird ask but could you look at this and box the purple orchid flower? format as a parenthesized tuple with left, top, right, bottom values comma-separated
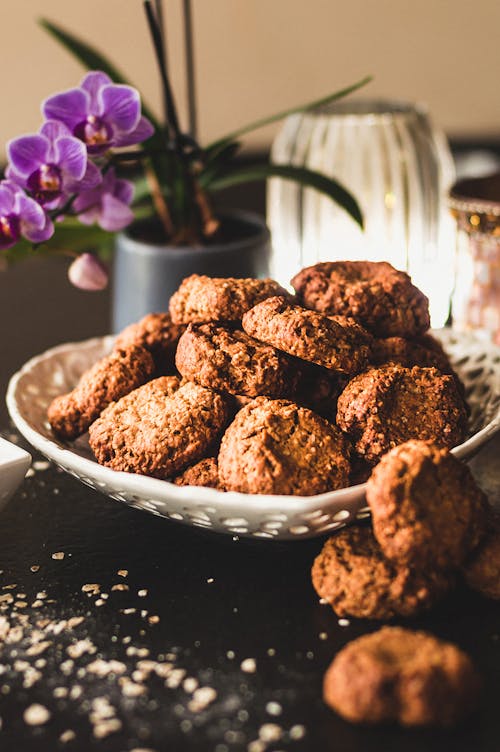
(0, 180, 53, 250)
(43, 72, 154, 155)
(6, 121, 101, 209)
(68, 252, 108, 291)
(73, 168, 134, 232)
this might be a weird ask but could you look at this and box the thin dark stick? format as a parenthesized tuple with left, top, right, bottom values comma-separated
(143, 0, 182, 141)
(183, 0, 197, 140)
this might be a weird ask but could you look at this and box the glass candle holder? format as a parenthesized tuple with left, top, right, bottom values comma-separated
(267, 99, 456, 327)
(449, 172, 500, 344)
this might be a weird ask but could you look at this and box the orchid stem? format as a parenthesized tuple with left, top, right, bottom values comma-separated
(145, 163, 174, 238)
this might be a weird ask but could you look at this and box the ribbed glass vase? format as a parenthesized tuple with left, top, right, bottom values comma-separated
(267, 99, 456, 327)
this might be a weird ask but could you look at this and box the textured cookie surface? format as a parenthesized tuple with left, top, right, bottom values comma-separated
(464, 513, 500, 599)
(336, 364, 468, 464)
(291, 260, 430, 337)
(48, 345, 155, 441)
(311, 525, 452, 619)
(366, 440, 488, 569)
(169, 275, 287, 324)
(89, 379, 228, 479)
(370, 336, 453, 372)
(218, 396, 350, 496)
(323, 627, 480, 726)
(173, 458, 222, 490)
(242, 296, 372, 374)
(175, 323, 297, 398)
(114, 312, 185, 374)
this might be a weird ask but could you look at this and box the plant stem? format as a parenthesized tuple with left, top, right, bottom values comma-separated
(182, 0, 197, 140)
(145, 163, 174, 237)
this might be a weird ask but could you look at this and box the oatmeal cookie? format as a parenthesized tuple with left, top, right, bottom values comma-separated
(291, 260, 430, 337)
(48, 345, 155, 441)
(463, 513, 500, 599)
(169, 274, 288, 324)
(89, 379, 229, 478)
(114, 312, 185, 374)
(242, 296, 372, 374)
(370, 336, 453, 372)
(366, 440, 488, 569)
(323, 626, 480, 726)
(336, 364, 468, 464)
(173, 458, 222, 490)
(175, 323, 297, 398)
(311, 526, 452, 619)
(218, 396, 350, 496)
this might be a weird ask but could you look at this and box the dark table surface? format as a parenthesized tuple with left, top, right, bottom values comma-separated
(0, 215, 500, 752)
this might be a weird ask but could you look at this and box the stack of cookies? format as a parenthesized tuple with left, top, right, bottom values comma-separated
(47, 261, 470, 495)
(314, 437, 499, 727)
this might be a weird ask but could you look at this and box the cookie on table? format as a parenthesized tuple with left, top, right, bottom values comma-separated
(218, 396, 350, 496)
(175, 323, 298, 398)
(311, 525, 453, 619)
(336, 364, 468, 465)
(463, 512, 500, 599)
(323, 626, 480, 727)
(48, 345, 155, 441)
(366, 440, 488, 569)
(114, 312, 185, 374)
(173, 457, 222, 490)
(291, 260, 430, 338)
(89, 379, 229, 479)
(169, 274, 288, 325)
(242, 296, 372, 375)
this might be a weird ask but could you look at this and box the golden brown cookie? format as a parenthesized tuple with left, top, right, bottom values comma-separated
(323, 627, 480, 726)
(114, 312, 185, 374)
(48, 345, 155, 441)
(463, 512, 500, 599)
(242, 296, 372, 375)
(366, 440, 488, 569)
(336, 364, 468, 465)
(169, 275, 288, 324)
(175, 323, 298, 398)
(89, 379, 229, 479)
(218, 396, 350, 496)
(291, 260, 430, 337)
(311, 526, 453, 619)
(173, 458, 222, 490)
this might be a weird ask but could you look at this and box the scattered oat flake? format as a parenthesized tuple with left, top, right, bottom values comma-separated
(82, 583, 100, 595)
(258, 723, 282, 742)
(319, 632, 328, 640)
(117, 569, 128, 577)
(265, 701, 282, 716)
(24, 703, 51, 726)
(25, 468, 35, 478)
(121, 608, 136, 615)
(95, 599, 105, 607)
(207, 578, 214, 583)
(86, 658, 127, 677)
(111, 583, 129, 591)
(2, 584, 17, 590)
(187, 686, 217, 712)
(338, 618, 350, 627)
(93, 718, 122, 739)
(31, 600, 43, 609)
(148, 615, 160, 624)
(26, 640, 51, 656)
(319, 597, 328, 604)
(67, 638, 96, 659)
(53, 687, 68, 698)
(30, 565, 40, 573)
(183, 677, 198, 693)
(60, 729, 76, 743)
(52, 552, 65, 560)
(240, 657, 256, 673)
(68, 616, 84, 629)
(226, 650, 235, 659)
(289, 724, 306, 740)
(138, 589, 148, 597)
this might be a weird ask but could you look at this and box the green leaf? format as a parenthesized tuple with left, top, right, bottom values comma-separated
(199, 141, 241, 187)
(209, 163, 363, 228)
(39, 18, 160, 132)
(206, 75, 372, 154)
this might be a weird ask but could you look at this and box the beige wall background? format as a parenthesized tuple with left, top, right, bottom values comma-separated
(1, 0, 499, 159)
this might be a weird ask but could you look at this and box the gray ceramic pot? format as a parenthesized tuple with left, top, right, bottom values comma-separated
(112, 209, 271, 332)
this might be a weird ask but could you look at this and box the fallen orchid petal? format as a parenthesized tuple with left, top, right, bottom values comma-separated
(68, 253, 108, 291)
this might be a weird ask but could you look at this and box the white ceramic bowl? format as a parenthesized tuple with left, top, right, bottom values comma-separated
(6, 330, 500, 540)
(0, 437, 31, 507)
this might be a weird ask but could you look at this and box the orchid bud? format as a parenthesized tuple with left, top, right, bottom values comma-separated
(68, 253, 108, 291)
